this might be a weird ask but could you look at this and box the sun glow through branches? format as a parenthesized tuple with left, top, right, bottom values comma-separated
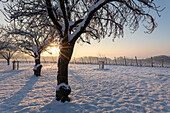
(48, 43, 60, 53)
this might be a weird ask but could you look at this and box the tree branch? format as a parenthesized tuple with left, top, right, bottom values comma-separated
(69, 0, 114, 43)
(45, 0, 63, 36)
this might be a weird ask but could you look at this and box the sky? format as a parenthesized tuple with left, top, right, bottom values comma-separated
(0, 1, 170, 59)
(73, 0, 170, 59)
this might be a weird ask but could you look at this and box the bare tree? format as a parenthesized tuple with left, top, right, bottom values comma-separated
(0, 42, 17, 65)
(0, 27, 9, 50)
(9, 24, 56, 76)
(1, 0, 56, 75)
(2, 0, 163, 102)
(0, 26, 17, 65)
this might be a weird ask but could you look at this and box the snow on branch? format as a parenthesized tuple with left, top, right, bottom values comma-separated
(1, 0, 162, 46)
(33, 64, 42, 71)
(45, 0, 63, 35)
(68, 0, 110, 42)
(10, 10, 46, 19)
(67, 0, 160, 43)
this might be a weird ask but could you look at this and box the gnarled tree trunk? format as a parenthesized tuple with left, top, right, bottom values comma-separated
(33, 54, 42, 76)
(56, 42, 75, 102)
(7, 58, 10, 65)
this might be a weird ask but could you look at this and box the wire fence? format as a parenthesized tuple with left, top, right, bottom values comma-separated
(0, 56, 170, 68)
(70, 56, 170, 68)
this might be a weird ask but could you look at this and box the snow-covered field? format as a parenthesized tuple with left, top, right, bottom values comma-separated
(0, 63, 169, 113)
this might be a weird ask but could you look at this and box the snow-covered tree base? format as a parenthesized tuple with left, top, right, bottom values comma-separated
(56, 83, 71, 102)
(33, 64, 42, 76)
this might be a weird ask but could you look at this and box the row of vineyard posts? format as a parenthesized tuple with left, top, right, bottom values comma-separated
(0, 56, 169, 68)
(71, 56, 168, 68)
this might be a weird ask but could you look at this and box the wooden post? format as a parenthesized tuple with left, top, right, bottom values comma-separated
(114, 57, 117, 65)
(102, 61, 104, 69)
(74, 57, 76, 64)
(161, 58, 164, 67)
(52, 56, 55, 63)
(111, 59, 113, 65)
(89, 57, 91, 64)
(13, 61, 15, 70)
(25, 57, 27, 63)
(151, 57, 154, 67)
(105, 57, 107, 65)
(135, 56, 138, 67)
(124, 56, 127, 66)
(140, 60, 142, 67)
(99, 61, 104, 69)
(43, 58, 46, 63)
(17, 61, 19, 70)
(130, 59, 133, 66)
(81, 57, 83, 64)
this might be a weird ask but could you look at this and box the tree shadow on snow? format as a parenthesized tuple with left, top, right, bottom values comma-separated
(93, 68, 110, 71)
(0, 69, 28, 82)
(1, 75, 39, 112)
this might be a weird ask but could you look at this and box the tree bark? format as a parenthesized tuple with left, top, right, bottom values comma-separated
(33, 55, 42, 76)
(56, 42, 74, 102)
(7, 58, 10, 65)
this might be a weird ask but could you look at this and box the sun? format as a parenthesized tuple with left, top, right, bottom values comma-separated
(48, 43, 60, 53)
(51, 46, 60, 53)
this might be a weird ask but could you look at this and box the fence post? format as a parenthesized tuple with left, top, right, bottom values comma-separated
(97, 57, 99, 64)
(135, 56, 138, 67)
(105, 57, 107, 65)
(109, 59, 111, 65)
(161, 58, 164, 67)
(17, 61, 19, 70)
(114, 57, 117, 65)
(151, 57, 154, 67)
(124, 56, 127, 66)
(43, 58, 46, 63)
(25, 57, 27, 63)
(12, 61, 16, 70)
(89, 57, 91, 64)
(130, 60, 133, 66)
(99, 61, 104, 69)
(140, 60, 142, 66)
(81, 57, 84, 64)
(52, 56, 55, 63)
(74, 57, 76, 64)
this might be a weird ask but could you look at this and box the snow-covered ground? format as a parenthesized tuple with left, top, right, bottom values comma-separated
(0, 63, 169, 113)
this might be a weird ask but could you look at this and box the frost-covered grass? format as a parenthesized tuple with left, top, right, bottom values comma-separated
(0, 63, 169, 113)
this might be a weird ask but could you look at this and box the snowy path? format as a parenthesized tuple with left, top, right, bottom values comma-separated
(0, 64, 169, 113)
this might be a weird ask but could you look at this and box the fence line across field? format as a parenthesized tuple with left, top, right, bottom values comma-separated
(0, 56, 170, 68)
(70, 56, 169, 68)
